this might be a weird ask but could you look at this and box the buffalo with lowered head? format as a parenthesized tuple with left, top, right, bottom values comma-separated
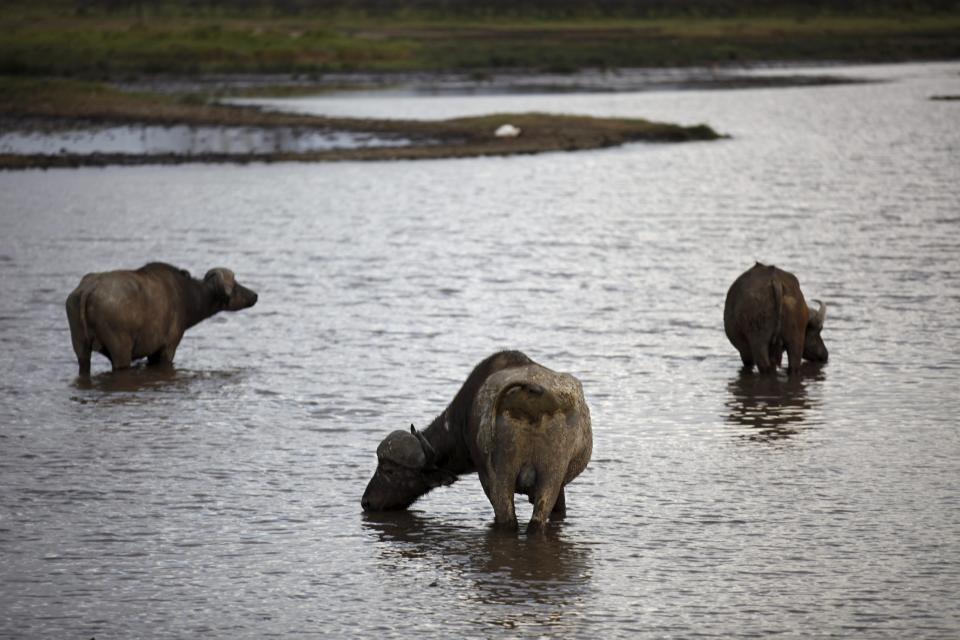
(724, 262, 828, 374)
(361, 350, 592, 531)
(65, 262, 257, 374)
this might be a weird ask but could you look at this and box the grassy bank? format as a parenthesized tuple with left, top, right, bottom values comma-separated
(0, 76, 722, 169)
(2, 3, 959, 77)
(8, 2, 947, 168)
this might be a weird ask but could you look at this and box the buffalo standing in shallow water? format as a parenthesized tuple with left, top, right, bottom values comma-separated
(361, 351, 592, 531)
(65, 262, 257, 374)
(724, 263, 828, 374)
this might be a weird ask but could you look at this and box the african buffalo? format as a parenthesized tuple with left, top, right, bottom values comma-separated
(65, 262, 257, 374)
(724, 262, 828, 374)
(361, 350, 593, 531)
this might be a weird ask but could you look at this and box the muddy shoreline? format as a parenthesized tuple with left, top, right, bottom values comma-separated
(0, 113, 722, 169)
(0, 72, 732, 169)
(118, 66, 870, 97)
(1, 65, 866, 169)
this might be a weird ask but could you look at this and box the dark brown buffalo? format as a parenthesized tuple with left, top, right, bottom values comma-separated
(65, 262, 257, 374)
(361, 350, 593, 531)
(724, 263, 828, 374)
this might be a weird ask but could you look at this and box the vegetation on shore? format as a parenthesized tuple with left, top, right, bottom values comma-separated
(4, 1, 953, 167)
(2, 2, 959, 77)
(0, 76, 722, 169)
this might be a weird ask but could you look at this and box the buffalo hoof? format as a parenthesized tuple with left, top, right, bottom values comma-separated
(493, 517, 519, 531)
(526, 518, 549, 535)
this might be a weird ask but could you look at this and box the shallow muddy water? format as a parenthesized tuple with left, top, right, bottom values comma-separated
(1, 62, 959, 638)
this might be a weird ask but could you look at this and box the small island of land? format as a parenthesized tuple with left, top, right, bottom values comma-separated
(0, 76, 721, 169)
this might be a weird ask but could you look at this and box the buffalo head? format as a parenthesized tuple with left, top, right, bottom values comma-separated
(802, 300, 829, 363)
(361, 425, 455, 511)
(205, 268, 258, 312)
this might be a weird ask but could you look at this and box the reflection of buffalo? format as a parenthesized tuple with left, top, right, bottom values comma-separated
(724, 263, 828, 375)
(725, 368, 823, 441)
(362, 511, 591, 607)
(361, 351, 592, 531)
(66, 262, 257, 374)
(70, 363, 242, 395)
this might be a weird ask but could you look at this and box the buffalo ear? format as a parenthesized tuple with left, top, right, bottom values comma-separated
(204, 268, 235, 298)
(425, 470, 457, 489)
(436, 470, 457, 487)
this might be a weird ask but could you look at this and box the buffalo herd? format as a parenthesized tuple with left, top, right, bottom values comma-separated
(66, 260, 828, 530)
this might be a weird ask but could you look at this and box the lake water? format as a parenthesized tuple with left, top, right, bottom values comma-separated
(1, 62, 958, 638)
(0, 125, 416, 156)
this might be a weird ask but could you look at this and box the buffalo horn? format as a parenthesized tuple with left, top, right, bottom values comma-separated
(410, 424, 438, 465)
(376, 430, 426, 469)
(810, 299, 827, 326)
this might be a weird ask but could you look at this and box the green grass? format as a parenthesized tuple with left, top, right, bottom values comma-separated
(2, 7, 959, 77)
(0, 18, 419, 75)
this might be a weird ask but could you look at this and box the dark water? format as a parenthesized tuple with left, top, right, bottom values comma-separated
(1, 62, 959, 638)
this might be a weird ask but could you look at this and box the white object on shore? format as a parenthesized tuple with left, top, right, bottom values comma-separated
(494, 124, 521, 138)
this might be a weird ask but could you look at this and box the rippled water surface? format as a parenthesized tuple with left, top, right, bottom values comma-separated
(1, 62, 959, 638)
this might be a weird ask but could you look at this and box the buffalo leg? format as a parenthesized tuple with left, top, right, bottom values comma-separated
(66, 295, 91, 375)
(551, 487, 566, 519)
(737, 348, 755, 372)
(749, 335, 775, 374)
(785, 341, 803, 376)
(100, 334, 133, 371)
(490, 480, 518, 530)
(770, 340, 784, 369)
(148, 344, 177, 366)
(528, 477, 564, 533)
(481, 468, 518, 530)
(71, 335, 92, 376)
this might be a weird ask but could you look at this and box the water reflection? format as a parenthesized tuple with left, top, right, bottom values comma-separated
(0, 125, 418, 156)
(363, 511, 592, 612)
(3, 62, 959, 638)
(725, 365, 825, 442)
(70, 364, 242, 395)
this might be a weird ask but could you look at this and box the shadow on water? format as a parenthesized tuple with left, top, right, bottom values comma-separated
(362, 510, 592, 616)
(724, 364, 825, 442)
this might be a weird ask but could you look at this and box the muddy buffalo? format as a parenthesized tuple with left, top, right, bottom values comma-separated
(724, 262, 828, 374)
(361, 350, 593, 531)
(65, 262, 257, 374)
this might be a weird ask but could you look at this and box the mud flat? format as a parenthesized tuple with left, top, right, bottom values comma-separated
(0, 77, 722, 169)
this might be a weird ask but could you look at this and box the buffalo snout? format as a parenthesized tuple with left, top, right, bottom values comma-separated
(803, 334, 829, 363)
(228, 283, 258, 311)
(361, 462, 428, 512)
